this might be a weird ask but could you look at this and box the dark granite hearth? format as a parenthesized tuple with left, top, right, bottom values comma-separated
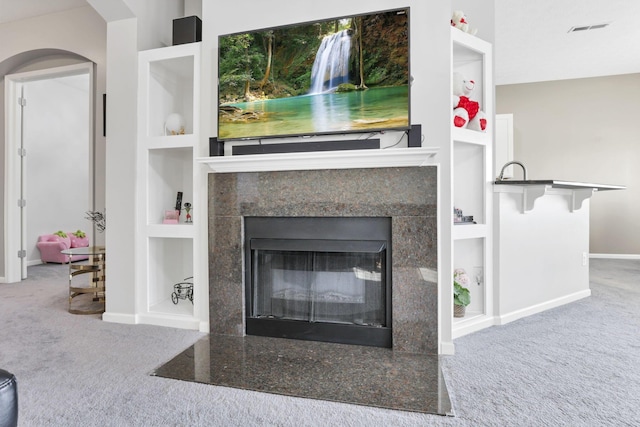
(152, 334, 453, 416)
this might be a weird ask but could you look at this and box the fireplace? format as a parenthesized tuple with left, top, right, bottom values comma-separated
(244, 217, 391, 347)
(208, 164, 438, 354)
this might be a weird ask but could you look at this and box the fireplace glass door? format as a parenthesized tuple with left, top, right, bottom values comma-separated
(251, 242, 386, 327)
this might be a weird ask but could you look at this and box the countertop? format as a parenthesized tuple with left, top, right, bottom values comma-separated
(494, 180, 626, 191)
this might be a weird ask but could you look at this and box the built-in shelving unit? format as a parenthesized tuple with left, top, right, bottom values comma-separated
(450, 27, 494, 338)
(135, 42, 207, 331)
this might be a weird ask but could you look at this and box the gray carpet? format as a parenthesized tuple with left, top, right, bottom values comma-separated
(0, 259, 638, 426)
(440, 258, 640, 426)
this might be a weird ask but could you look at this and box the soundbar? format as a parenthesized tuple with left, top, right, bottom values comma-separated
(232, 139, 380, 156)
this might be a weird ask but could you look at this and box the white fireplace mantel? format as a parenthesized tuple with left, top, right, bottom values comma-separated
(196, 147, 438, 173)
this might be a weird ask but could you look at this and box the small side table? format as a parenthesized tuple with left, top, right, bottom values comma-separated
(61, 246, 106, 315)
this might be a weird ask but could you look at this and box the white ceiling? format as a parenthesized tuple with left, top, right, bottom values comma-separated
(1, 0, 639, 85)
(495, 0, 640, 85)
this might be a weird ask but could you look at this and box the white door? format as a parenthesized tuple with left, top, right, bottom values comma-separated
(4, 63, 94, 282)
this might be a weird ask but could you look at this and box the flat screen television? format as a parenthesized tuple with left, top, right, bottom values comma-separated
(217, 8, 410, 142)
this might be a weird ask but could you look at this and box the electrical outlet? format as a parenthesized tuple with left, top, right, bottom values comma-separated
(582, 252, 588, 266)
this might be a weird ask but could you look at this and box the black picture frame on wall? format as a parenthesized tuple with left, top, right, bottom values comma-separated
(103, 93, 106, 137)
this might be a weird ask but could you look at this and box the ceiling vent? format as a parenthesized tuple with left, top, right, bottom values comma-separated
(568, 23, 610, 32)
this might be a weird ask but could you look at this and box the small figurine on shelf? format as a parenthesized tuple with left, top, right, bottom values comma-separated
(451, 10, 478, 36)
(171, 276, 193, 304)
(452, 72, 487, 132)
(164, 113, 185, 136)
(183, 202, 192, 223)
(453, 207, 476, 224)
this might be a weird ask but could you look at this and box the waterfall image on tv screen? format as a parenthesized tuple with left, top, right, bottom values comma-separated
(217, 8, 410, 141)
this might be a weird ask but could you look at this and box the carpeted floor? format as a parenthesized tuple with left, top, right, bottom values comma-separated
(440, 258, 640, 425)
(0, 259, 639, 426)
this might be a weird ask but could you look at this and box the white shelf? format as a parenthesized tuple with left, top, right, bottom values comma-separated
(449, 27, 494, 344)
(147, 147, 193, 226)
(139, 43, 200, 138)
(136, 42, 206, 332)
(453, 224, 487, 240)
(198, 147, 439, 173)
(147, 224, 195, 238)
(452, 311, 495, 339)
(137, 311, 201, 330)
(453, 310, 484, 324)
(149, 298, 194, 316)
(452, 127, 491, 145)
(451, 27, 492, 58)
(145, 134, 198, 150)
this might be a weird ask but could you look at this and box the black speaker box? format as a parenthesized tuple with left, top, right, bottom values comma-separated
(408, 124, 422, 147)
(209, 137, 225, 156)
(173, 16, 202, 45)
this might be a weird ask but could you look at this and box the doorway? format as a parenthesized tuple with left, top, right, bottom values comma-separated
(4, 62, 94, 282)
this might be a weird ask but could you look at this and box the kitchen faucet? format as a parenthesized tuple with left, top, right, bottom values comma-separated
(497, 161, 527, 181)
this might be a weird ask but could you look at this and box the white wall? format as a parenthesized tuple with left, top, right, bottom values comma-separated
(0, 6, 106, 277)
(98, 0, 183, 321)
(184, 0, 201, 19)
(24, 74, 90, 264)
(495, 190, 591, 321)
(496, 74, 640, 255)
(103, 17, 138, 319)
(124, 0, 183, 50)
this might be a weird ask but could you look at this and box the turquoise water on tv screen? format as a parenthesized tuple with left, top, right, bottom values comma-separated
(219, 85, 409, 141)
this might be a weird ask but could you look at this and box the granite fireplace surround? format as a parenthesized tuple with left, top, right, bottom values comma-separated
(208, 165, 438, 354)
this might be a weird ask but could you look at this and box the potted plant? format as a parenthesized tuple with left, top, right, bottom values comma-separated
(453, 268, 471, 317)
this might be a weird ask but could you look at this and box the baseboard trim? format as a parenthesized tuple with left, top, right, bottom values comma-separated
(136, 313, 201, 330)
(453, 315, 497, 339)
(496, 289, 591, 325)
(590, 253, 640, 260)
(102, 312, 137, 325)
(0, 276, 5, 283)
(27, 260, 43, 267)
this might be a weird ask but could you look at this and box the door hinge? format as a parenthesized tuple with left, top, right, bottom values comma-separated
(17, 250, 26, 259)
(17, 199, 26, 208)
(18, 97, 26, 107)
(17, 148, 26, 157)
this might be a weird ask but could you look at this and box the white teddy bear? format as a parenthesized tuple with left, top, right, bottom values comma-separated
(451, 10, 478, 36)
(452, 72, 487, 132)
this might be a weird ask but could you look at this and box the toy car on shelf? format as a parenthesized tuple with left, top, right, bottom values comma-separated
(171, 277, 193, 304)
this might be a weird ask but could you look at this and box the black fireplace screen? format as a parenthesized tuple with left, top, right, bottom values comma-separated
(252, 244, 385, 327)
(244, 217, 392, 348)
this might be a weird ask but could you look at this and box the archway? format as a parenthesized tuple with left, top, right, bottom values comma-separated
(2, 50, 97, 283)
